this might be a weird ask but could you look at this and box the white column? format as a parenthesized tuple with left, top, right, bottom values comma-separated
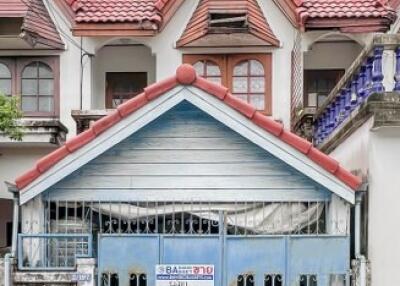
(75, 258, 96, 286)
(382, 49, 395, 92)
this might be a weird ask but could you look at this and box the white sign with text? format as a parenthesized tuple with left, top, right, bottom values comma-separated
(155, 264, 214, 286)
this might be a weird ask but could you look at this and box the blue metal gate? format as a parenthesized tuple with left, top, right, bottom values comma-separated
(97, 206, 350, 286)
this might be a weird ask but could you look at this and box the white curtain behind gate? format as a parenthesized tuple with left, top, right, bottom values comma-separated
(91, 202, 324, 234)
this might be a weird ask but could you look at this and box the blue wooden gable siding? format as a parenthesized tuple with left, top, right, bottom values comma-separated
(46, 101, 330, 201)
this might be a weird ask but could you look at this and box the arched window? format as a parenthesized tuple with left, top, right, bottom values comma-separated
(183, 54, 272, 114)
(232, 59, 265, 110)
(193, 60, 222, 85)
(0, 63, 12, 96)
(21, 61, 54, 113)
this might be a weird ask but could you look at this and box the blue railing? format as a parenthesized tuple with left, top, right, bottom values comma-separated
(314, 34, 400, 147)
(18, 233, 92, 270)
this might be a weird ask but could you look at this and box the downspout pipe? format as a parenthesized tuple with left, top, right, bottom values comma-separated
(4, 253, 12, 286)
(355, 192, 363, 258)
(354, 184, 367, 286)
(4, 182, 19, 286)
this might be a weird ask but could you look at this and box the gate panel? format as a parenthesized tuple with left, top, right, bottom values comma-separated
(98, 235, 160, 286)
(288, 236, 350, 286)
(225, 237, 286, 286)
(161, 236, 222, 285)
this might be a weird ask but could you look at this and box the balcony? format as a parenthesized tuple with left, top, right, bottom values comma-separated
(0, 118, 68, 147)
(296, 34, 400, 153)
(71, 109, 113, 133)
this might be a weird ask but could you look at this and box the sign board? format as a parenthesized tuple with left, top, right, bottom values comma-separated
(156, 264, 214, 286)
(70, 273, 92, 282)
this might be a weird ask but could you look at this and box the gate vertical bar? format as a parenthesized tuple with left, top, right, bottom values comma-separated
(219, 210, 226, 286)
(285, 236, 290, 286)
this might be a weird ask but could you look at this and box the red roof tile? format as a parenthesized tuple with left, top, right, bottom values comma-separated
(273, 0, 396, 31)
(176, 0, 280, 47)
(389, 0, 400, 9)
(64, 0, 180, 30)
(0, 0, 64, 49)
(298, 0, 396, 20)
(15, 64, 362, 191)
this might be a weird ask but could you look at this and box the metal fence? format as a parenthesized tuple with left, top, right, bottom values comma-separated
(42, 200, 330, 236)
(18, 233, 92, 270)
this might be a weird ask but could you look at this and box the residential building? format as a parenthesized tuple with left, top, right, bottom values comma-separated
(0, 0, 399, 285)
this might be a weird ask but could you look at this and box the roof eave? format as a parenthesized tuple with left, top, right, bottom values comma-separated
(71, 23, 159, 37)
(304, 17, 395, 33)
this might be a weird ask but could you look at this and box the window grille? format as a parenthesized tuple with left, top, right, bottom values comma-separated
(0, 62, 11, 96)
(299, 275, 317, 286)
(130, 273, 147, 286)
(101, 273, 119, 286)
(237, 274, 255, 286)
(21, 61, 54, 113)
(43, 201, 329, 236)
(265, 274, 283, 286)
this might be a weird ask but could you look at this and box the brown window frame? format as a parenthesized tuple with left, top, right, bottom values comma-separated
(303, 69, 344, 109)
(0, 56, 60, 117)
(105, 72, 148, 109)
(183, 53, 272, 115)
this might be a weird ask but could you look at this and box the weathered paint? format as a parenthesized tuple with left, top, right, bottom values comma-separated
(98, 235, 349, 286)
(47, 101, 330, 202)
(19, 86, 355, 204)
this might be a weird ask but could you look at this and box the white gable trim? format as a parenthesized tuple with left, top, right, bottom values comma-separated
(19, 85, 355, 204)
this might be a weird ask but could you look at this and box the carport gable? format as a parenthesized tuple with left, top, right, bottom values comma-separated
(45, 101, 332, 203)
(15, 65, 360, 204)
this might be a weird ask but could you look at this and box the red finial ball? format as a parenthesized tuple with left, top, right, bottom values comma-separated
(176, 64, 196, 85)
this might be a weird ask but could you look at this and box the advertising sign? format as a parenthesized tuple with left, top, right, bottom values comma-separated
(156, 264, 214, 286)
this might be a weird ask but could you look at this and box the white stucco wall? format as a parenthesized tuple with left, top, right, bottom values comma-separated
(91, 45, 156, 109)
(367, 127, 400, 286)
(0, 147, 55, 199)
(304, 41, 363, 70)
(329, 117, 372, 176)
(329, 118, 400, 286)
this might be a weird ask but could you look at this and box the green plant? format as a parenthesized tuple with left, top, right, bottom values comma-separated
(0, 94, 23, 141)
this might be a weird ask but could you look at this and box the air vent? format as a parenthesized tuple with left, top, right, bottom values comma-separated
(208, 12, 248, 32)
(0, 18, 23, 36)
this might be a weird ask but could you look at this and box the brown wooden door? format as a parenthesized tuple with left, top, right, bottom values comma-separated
(106, 72, 147, 108)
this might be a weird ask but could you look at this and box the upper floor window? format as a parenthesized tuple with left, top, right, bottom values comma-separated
(232, 59, 265, 110)
(193, 60, 222, 85)
(184, 54, 272, 115)
(304, 70, 344, 108)
(106, 72, 147, 109)
(0, 63, 12, 96)
(21, 61, 54, 113)
(0, 57, 59, 117)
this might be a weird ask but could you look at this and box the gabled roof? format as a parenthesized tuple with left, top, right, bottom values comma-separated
(176, 0, 280, 48)
(15, 64, 361, 204)
(389, 0, 400, 9)
(0, 0, 64, 49)
(62, 0, 184, 35)
(273, 0, 396, 32)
